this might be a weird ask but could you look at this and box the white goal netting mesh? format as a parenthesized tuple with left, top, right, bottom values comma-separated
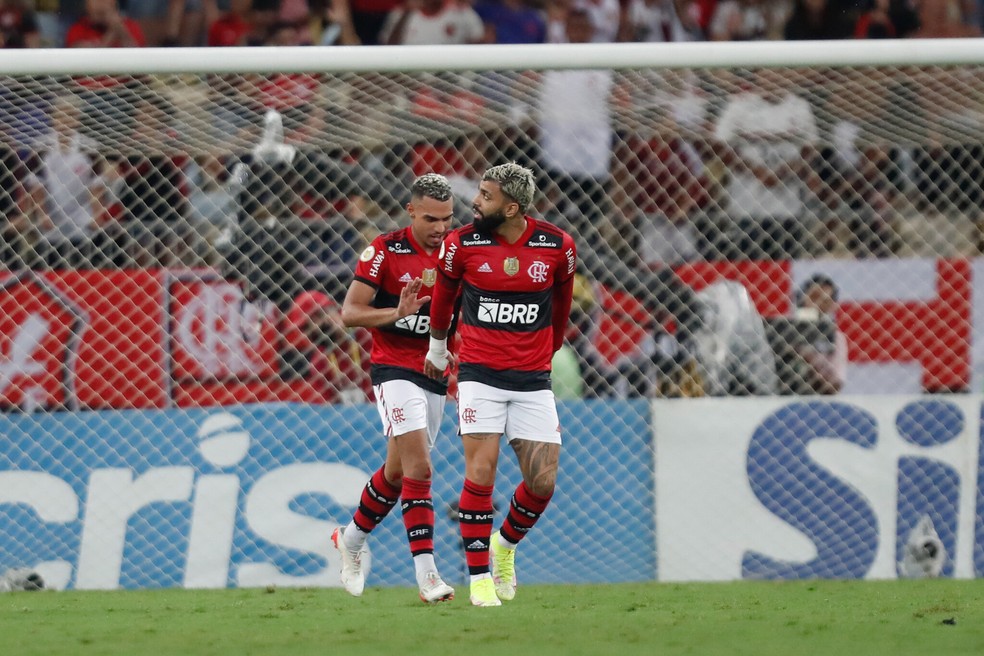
(1, 50, 983, 589)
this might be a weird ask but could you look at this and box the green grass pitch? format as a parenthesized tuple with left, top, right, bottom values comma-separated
(2, 580, 983, 655)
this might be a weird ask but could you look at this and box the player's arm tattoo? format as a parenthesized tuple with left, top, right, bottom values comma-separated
(511, 440, 560, 498)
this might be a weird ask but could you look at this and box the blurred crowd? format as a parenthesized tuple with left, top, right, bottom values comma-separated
(1, 0, 983, 404)
(1, 0, 981, 49)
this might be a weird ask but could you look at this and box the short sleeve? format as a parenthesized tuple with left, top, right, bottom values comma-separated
(437, 232, 463, 280)
(353, 237, 387, 287)
(558, 232, 577, 282)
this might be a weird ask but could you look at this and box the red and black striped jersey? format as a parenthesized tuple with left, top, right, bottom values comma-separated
(433, 217, 577, 390)
(353, 226, 445, 393)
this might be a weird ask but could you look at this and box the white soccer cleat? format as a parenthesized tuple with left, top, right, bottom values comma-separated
(489, 531, 517, 601)
(331, 526, 366, 597)
(469, 576, 501, 607)
(418, 571, 455, 604)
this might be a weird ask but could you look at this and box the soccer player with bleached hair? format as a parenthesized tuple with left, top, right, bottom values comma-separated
(331, 173, 456, 604)
(424, 162, 577, 606)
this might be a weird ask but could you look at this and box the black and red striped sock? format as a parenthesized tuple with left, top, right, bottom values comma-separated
(401, 476, 434, 557)
(459, 478, 495, 576)
(500, 481, 552, 545)
(352, 466, 401, 535)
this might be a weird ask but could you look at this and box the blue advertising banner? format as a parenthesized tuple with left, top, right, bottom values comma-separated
(0, 400, 653, 590)
(654, 395, 984, 581)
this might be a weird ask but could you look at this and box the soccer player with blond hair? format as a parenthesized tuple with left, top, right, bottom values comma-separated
(425, 163, 577, 606)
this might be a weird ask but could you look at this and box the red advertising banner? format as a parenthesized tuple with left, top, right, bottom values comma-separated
(0, 261, 974, 409)
(167, 274, 280, 383)
(0, 270, 165, 410)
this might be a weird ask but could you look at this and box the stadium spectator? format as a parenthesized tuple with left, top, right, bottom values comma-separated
(252, 22, 328, 143)
(115, 94, 195, 267)
(207, 0, 256, 45)
(544, 0, 570, 41)
(626, 0, 703, 41)
(281, 289, 372, 403)
(126, 0, 170, 45)
(707, 0, 786, 40)
(713, 67, 819, 260)
(160, 0, 222, 46)
(310, 0, 362, 44)
(536, 7, 614, 224)
(379, 0, 485, 44)
(783, 0, 851, 38)
(474, 0, 546, 43)
(852, 0, 900, 36)
(852, 0, 920, 37)
(65, 0, 145, 47)
(64, 0, 148, 142)
(0, 145, 32, 269)
(34, 0, 59, 45)
(809, 77, 901, 257)
(912, 0, 981, 36)
(347, 0, 400, 43)
(424, 163, 577, 607)
(22, 95, 108, 267)
(552, 271, 613, 398)
(330, 173, 456, 604)
(575, 0, 627, 41)
(186, 153, 237, 260)
(780, 274, 847, 394)
(0, 0, 40, 47)
(249, 0, 280, 39)
(610, 267, 705, 398)
(222, 157, 316, 311)
(612, 107, 711, 266)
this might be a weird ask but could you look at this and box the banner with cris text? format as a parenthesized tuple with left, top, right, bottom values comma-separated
(0, 400, 652, 590)
(654, 395, 984, 581)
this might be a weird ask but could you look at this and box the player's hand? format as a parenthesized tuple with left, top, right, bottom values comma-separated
(424, 337, 450, 379)
(396, 278, 429, 320)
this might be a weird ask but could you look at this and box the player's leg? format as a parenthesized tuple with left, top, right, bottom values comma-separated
(461, 433, 502, 606)
(331, 383, 405, 597)
(456, 381, 507, 606)
(392, 384, 454, 603)
(491, 388, 562, 601)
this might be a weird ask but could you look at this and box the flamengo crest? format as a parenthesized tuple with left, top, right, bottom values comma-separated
(528, 261, 549, 283)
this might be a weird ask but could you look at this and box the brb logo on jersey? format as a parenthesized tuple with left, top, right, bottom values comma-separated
(528, 261, 549, 283)
(477, 297, 540, 325)
(394, 313, 430, 334)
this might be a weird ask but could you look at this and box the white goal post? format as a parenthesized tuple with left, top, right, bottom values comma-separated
(2, 40, 984, 589)
(4, 40, 984, 74)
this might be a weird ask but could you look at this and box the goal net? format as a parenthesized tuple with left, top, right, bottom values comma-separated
(1, 42, 982, 589)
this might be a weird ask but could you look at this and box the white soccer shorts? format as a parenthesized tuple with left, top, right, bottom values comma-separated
(456, 380, 562, 444)
(373, 379, 445, 448)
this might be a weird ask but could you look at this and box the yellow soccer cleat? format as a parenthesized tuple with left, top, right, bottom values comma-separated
(469, 576, 502, 607)
(489, 531, 517, 601)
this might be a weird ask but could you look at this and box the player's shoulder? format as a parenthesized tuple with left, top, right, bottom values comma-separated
(524, 217, 572, 250)
(449, 223, 495, 248)
(377, 226, 416, 254)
